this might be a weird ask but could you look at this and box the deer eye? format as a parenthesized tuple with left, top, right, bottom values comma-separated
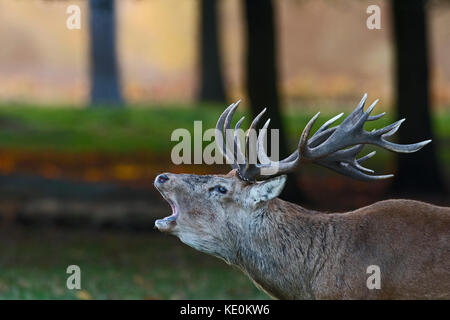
(210, 185, 227, 194)
(217, 186, 227, 194)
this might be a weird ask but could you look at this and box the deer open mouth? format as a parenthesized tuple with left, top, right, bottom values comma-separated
(154, 192, 179, 232)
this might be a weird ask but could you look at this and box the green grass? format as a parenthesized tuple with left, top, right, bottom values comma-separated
(0, 102, 448, 153)
(0, 104, 216, 153)
(0, 227, 268, 299)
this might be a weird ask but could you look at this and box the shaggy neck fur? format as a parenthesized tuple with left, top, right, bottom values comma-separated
(225, 199, 350, 299)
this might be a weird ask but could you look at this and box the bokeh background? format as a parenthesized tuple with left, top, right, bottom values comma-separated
(0, 0, 448, 299)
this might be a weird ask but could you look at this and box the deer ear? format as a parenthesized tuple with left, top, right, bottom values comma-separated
(248, 175, 287, 204)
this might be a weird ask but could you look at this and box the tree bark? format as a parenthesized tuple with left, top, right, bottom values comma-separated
(391, 0, 446, 195)
(243, 0, 303, 203)
(198, 0, 227, 103)
(89, 0, 123, 106)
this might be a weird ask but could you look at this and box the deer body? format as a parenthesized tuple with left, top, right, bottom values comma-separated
(154, 96, 450, 299)
(229, 198, 450, 299)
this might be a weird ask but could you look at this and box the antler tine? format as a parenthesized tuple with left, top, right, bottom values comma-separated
(314, 112, 343, 136)
(224, 102, 247, 165)
(350, 93, 368, 122)
(244, 108, 266, 168)
(257, 119, 272, 165)
(358, 93, 368, 108)
(367, 116, 430, 154)
(233, 116, 246, 166)
(316, 145, 394, 181)
(258, 118, 298, 165)
(317, 144, 372, 173)
(299, 112, 321, 156)
(368, 112, 386, 121)
(215, 101, 240, 168)
(354, 99, 378, 128)
(255, 119, 299, 177)
(357, 150, 376, 163)
(224, 101, 240, 133)
(320, 161, 394, 181)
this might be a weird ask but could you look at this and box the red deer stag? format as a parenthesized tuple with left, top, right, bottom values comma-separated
(154, 94, 450, 299)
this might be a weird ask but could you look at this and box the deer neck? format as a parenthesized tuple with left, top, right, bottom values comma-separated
(228, 199, 344, 299)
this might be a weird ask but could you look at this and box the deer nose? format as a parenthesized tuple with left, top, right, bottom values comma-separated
(156, 174, 170, 184)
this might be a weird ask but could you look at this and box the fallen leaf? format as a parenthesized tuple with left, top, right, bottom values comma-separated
(76, 290, 92, 300)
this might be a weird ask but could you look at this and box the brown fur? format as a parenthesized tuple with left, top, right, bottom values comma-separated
(246, 198, 450, 299)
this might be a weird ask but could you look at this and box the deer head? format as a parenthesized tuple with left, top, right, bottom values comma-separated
(154, 94, 430, 262)
(154, 170, 286, 260)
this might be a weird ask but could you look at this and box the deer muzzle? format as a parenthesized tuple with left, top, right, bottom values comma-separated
(154, 173, 178, 232)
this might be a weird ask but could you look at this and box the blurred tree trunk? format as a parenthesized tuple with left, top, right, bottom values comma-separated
(89, 0, 123, 106)
(391, 0, 446, 194)
(243, 0, 303, 203)
(198, 0, 227, 103)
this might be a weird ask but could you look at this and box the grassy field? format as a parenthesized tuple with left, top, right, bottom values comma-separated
(0, 226, 268, 300)
(0, 102, 448, 153)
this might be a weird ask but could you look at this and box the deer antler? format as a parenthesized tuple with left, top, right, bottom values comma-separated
(215, 101, 299, 182)
(215, 94, 431, 182)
